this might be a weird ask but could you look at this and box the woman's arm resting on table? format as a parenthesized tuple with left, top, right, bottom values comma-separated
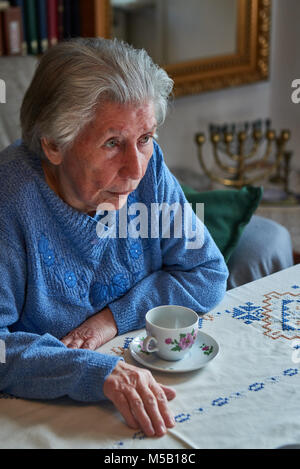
(0, 240, 176, 436)
(0, 239, 120, 402)
(61, 307, 118, 350)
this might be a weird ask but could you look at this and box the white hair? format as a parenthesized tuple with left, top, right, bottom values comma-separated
(21, 37, 174, 158)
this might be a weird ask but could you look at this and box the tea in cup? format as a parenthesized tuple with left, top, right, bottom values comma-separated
(143, 305, 198, 361)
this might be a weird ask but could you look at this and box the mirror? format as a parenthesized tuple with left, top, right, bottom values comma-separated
(107, 0, 271, 97)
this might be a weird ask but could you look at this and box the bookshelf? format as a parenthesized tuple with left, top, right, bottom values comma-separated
(0, 0, 111, 57)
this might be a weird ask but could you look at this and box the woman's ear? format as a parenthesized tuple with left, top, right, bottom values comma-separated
(41, 138, 63, 165)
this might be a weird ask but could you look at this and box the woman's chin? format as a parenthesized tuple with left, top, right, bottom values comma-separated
(96, 194, 129, 212)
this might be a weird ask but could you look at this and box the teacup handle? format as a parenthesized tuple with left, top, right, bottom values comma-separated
(143, 336, 159, 353)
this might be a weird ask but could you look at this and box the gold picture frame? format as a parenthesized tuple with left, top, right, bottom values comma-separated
(107, 0, 271, 98)
(165, 0, 271, 97)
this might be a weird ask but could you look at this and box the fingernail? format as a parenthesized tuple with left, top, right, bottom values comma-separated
(148, 426, 155, 437)
(166, 415, 175, 427)
(159, 424, 167, 435)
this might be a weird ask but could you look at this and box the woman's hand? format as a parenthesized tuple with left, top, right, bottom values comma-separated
(103, 361, 176, 437)
(61, 307, 117, 350)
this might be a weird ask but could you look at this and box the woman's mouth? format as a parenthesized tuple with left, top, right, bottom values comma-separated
(107, 189, 134, 196)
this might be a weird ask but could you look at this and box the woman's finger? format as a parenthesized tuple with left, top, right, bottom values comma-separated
(109, 390, 140, 431)
(158, 383, 177, 401)
(62, 336, 83, 349)
(150, 382, 176, 429)
(80, 337, 99, 350)
(126, 387, 157, 437)
(138, 385, 168, 436)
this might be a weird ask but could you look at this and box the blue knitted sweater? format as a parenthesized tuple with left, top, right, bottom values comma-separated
(0, 140, 228, 402)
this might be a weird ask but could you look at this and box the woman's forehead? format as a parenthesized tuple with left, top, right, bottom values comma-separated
(92, 101, 157, 135)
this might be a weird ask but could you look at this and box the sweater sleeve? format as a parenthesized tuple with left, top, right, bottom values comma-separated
(109, 146, 229, 334)
(0, 238, 122, 402)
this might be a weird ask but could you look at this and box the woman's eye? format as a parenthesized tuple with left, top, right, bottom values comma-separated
(104, 139, 118, 149)
(139, 135, 152, 145)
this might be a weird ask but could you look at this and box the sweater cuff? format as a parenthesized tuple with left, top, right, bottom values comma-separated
(109, 297, 142, 336)
(70, 350, 123, 402)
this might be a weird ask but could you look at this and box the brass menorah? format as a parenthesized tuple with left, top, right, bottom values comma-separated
(195, 119, 291, 189)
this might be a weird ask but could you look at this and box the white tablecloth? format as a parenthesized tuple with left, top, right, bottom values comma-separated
(1, 265, 300, 449)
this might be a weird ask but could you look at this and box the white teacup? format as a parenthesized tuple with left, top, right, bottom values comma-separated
(143, 305, 199, 361)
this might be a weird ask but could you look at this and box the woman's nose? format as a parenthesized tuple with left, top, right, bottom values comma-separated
(120, 144, 143, 180)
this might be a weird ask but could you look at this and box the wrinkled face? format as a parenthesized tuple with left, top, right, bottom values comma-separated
(42, 101, 157, 214)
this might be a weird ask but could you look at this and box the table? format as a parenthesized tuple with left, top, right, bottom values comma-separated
(1, 265, 300, 449)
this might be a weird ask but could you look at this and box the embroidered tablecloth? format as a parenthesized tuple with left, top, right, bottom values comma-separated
(1, 265, 300, 449)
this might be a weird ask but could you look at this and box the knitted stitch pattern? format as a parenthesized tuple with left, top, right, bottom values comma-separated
(0, 141, 228, 402)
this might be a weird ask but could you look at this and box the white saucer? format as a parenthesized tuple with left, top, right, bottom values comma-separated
(129, 331, 219, 373)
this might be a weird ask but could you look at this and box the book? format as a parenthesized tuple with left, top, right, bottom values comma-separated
(10, 0, 27, 55)
(63, 0, 80, 39)
(25, 0, 38, 54)
(57, 0, 64, 41)
(80, 0, 94, 37)
(47, 0, 58, 47)
(71, 0, 80, 38)
(36, 0, 48, 53)
(2, 6, 23, 55)
(63, 0, 71, 38)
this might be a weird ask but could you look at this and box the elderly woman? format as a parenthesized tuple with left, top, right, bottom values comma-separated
(0, 38, 228, 437)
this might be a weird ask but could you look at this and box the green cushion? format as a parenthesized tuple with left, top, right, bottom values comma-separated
(181, 185, 263, 263)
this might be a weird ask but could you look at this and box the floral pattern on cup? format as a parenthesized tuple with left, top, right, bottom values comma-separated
(165, 330, 197, 352)
(200, 343, 214, 355)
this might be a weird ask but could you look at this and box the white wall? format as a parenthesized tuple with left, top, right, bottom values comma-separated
(158, 81, 271, 173)
(159, 0, 300, 173)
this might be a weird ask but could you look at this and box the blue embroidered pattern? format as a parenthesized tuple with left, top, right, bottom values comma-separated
(175, 413, 191, 423)
(225, 302, 264, 324)
(262, 292, 300, 340)
(248, 382, 264, 392)
(109, 367, 299, 448)
(219, 291, 300, 341)
(129, 241, 143, 260)
(212, 397, 229, 407)
(38, 228, 144, 305)
(38, 234, 80, 290)
(64, 271, 77, 288)
(123, 337, 134, 349)
(281, 299, 300, 331)
(283, 368, 298, 376)
(90, 274, 130, 306)
(38, 234, 55, 267)
(90, 282, 109, 306)
(110, 273, 129, 297)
